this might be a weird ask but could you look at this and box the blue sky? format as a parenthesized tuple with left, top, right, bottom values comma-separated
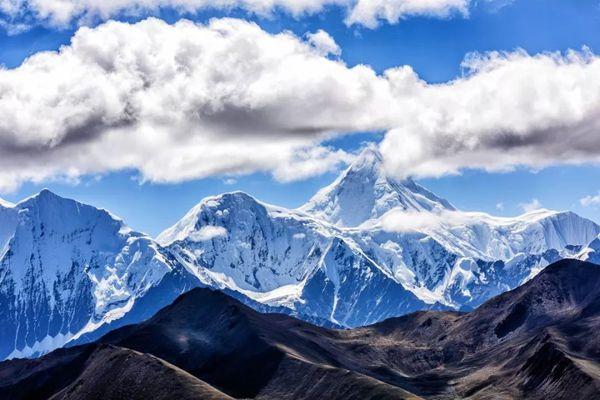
(1, 0, 600, 236)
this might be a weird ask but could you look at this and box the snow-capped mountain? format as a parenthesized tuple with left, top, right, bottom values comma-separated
(160, 147, 600, 319)
(345, 208, 599, 308)
(300, 146, 455, 227)
(0, 190, 201, 360)
(2, 148, 599, 360)
(157, 191, 434, 327)
(301, 148, 600, 307)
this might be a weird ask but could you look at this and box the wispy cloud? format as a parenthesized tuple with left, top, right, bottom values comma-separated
(190, 225, 227, 241)
(580, 192, 600, 207)
(519, 199, 543, 213)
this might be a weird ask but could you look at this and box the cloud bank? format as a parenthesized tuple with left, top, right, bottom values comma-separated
(0, 18, 599, 192)
(379, 49, 600, 179)
(0, 0, 473, 30)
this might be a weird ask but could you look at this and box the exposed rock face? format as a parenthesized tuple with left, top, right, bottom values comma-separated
(1, 259, 598, 400)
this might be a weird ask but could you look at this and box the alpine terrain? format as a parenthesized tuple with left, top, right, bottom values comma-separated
(158, 147, 600, 323)
(1, 259, 598, 400)
(1, 148, 599, 360)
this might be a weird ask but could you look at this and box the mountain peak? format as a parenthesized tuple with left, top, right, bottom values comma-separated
(348, 145, 384, 170)
(299, 145, 455, 227)
(156, 190, 269, 246)
(38, 188, 54, 196)
(16, 188, 68, 207)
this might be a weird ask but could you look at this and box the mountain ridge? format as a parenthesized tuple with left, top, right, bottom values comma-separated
(160, 147, 600, 314)
(1, 147, 600, 360)
(0, 259, 598, 399)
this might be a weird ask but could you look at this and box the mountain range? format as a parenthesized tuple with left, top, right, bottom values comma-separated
(1, 258, 598, 399)
(1, 147, 600, 360)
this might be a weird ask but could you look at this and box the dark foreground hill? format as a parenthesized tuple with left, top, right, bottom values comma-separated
(1, 259, 599, 400)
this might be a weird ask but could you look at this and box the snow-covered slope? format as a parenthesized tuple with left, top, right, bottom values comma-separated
(161, 147, 600, 320)
(157, 191, 436, 327)
(347, 207, 599, 308)
(0, 190, 201, 360)
(304, 149, 600, 308)
(299, 146, 455, 227)
(576, 234, 600, 265)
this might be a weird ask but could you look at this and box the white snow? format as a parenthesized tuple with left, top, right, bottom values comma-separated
(7, 332, 74, 360)
(0, 198, 14, 208)
(300, 146, 455, 227)
(69, 297, 136, 343)
(0, 190, 178, 359)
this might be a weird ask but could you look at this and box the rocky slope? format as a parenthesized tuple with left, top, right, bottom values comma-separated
(1, 259, 598, 400)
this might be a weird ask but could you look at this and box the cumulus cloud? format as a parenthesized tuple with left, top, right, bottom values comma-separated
(0, 0, 478, 31)
(580, 193, 600, 207)
(1, 18, 600, 192)
(379, 49, 600, 180)
(0, 18, 381, 191)
(306, 29, 341, 56)
(346, 0, 469, 28)
(519, 199, 543, 213)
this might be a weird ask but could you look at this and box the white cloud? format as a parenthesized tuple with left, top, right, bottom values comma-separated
(272, 146, 354, 182)
(379, 48, 600, 180)
(495, 202, 504, 211)
(223, 178, 237, 185)
(580, 193, 600, 207)
(381, 209, 443, 232)
(519, 199, 543, 213)
(1, 19, 600, 192)
(0, 18, 375, 191)
(380, 208, 481, 233)
(346, 0, 469, 28)
(306, 29, 341, 56)
(190, 225, 227, 241)
(0, 0, 480, 31)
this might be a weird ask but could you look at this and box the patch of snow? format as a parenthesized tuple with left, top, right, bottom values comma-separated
(7, 332, 74, 360)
